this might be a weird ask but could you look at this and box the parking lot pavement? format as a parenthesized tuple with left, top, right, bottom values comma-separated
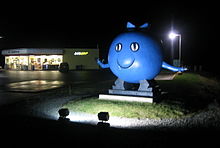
(0, 91, 37, 106)
(0, 70, 9, 87)
(0, 70, 177, 106)
(6, 80, 65, 92)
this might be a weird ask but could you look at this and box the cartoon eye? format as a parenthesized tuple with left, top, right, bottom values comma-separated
(115, 43, 122, 52)
(130, 42, 139, 52)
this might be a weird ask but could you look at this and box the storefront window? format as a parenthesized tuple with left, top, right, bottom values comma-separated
(29, 55, 63, 70)
(5, 55, 63, 70)
(5, 56, 28, 70)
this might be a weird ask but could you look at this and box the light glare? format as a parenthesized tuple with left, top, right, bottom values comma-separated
(169, 32, 178, 39)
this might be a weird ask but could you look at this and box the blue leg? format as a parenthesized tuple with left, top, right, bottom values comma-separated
(138, 80, 152, 91)
(112, 78, 125, 90)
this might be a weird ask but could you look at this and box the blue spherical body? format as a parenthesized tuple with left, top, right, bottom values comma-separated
(108, 31, 163, 83)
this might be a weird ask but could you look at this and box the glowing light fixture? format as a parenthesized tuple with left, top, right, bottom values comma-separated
(58, 108, 70, 121)
(168, 31, 182, 66)
(97, 112, 110, 127)
(168, 32, 179, 40)
(98, 112, 109, 122)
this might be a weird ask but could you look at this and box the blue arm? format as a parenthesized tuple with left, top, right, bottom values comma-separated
(97, 59, 110, 69)
(162, 61, 187, 72)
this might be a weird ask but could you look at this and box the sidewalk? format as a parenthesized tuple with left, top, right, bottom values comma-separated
(155, 71, 177, 80)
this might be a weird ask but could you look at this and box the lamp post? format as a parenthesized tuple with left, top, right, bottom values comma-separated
(168, 32, 182, 66)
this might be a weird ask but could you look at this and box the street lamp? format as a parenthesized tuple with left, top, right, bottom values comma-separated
(168, 32, 182, 66)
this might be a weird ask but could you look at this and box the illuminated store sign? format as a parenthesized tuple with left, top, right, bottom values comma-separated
(74, 51, 89, 56)
(2, 48, 63, 55)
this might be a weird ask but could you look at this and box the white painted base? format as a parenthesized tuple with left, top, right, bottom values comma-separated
(99, 94, 153, 103)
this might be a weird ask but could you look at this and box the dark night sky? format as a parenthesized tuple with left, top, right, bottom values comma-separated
(0, 2, 219, 72)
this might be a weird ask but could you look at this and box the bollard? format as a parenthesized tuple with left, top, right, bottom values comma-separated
(68, 85, 72, 95)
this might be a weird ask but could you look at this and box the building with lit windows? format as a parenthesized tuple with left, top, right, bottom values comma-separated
(1, 48, 99, 70)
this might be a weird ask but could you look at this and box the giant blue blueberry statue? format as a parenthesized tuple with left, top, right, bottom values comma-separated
(97, 22, 187, 97)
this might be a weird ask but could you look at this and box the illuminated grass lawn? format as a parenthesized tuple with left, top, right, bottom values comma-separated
(157, 72, 220, 111)
(62, 72, 220, 119)
(63, 97, 186, 119)
(157, 72, 220, 98)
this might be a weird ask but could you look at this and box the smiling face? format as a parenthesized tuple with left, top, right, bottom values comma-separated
(108, 32, 163, 83)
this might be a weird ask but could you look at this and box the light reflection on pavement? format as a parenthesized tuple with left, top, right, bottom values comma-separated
(6, 80, 65, 92)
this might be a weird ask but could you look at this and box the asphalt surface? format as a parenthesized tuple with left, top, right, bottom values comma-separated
(0, 69, 176, 106)
(1, 70, 219, 147)
(2, 69, 115, 84)
(0, 69, 115, 105)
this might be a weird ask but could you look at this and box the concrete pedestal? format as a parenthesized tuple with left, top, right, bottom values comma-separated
(108, 89, 153, 97)
(99, 94, 153, 103)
